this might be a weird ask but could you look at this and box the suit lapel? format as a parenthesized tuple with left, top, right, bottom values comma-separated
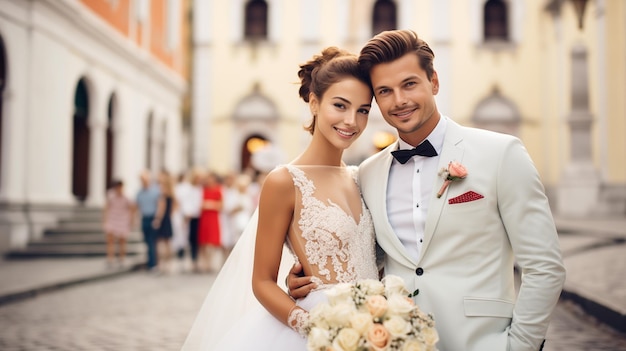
(372, 141, 417, 268)
(419, 119, 465, 263)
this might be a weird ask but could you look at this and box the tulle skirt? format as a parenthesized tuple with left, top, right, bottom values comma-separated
(212, 289, 329, 350)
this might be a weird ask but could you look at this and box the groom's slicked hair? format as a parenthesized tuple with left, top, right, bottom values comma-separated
(358, 29, 436, 82)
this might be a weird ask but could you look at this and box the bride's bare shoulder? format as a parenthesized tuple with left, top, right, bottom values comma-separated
(260, 166, 294, 196)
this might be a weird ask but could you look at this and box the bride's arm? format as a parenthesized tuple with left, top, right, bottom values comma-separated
(251, 169, 308, 335)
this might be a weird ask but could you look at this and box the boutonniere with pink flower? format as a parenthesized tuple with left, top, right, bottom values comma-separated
(437, 161, 468, 198)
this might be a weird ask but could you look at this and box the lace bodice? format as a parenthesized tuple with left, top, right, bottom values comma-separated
(285, 165, 378, 289)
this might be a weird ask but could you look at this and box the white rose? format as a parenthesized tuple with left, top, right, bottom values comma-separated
(401, 340, 426, 351)
(332, 327, 361, 351)
(421, 327, 439, 346)
(307, 327, 331, 350)
(358, 279, 385, 296)
(383, 315, 411, 337)
(382, 275, 409, 296)
(386, 295, 415, 317)
(325, 302, 356, 327)
(326, 283, 353, 305)
(309, 304, 331, 329)
(349, 312, 373, 335)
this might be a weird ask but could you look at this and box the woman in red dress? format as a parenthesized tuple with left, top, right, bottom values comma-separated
(198, 171, 223, 272)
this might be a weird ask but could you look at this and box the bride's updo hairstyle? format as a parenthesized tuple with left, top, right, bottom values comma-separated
(297, 47, 370, 134)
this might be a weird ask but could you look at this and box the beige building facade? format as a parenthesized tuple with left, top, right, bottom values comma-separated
(0, 0, 190, 252)
(192, 0, 625, 217)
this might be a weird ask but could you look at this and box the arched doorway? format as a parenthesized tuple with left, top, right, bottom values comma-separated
(0, 36, 6, 189)
(241, 134, 269, 172)
(72, 78, 91, 202)
(105, 93, 116, 189)
(232, 87, 280, 172)
(471, 87, 520, 136)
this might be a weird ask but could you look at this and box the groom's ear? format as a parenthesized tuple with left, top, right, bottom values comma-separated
(431, 70, 439, 95)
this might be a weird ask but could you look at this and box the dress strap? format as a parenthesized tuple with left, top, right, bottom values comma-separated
(284, 165, 315, 199)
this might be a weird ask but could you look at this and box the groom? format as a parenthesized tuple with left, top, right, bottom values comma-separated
(288, 30, 565, 351)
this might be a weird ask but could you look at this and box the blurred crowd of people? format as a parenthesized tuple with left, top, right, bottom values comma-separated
(101, 167, 264, 274)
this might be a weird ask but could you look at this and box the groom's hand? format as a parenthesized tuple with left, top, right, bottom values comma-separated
(286, 262, 316, 300)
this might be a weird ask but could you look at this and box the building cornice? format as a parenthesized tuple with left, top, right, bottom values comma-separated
(33, 0, 187, 95)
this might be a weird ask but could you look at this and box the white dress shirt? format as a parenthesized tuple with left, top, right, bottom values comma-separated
(175, 181, 203, 218)
(386, 117, 447, 262)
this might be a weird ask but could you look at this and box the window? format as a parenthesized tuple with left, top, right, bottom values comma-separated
(484, 0, 509, 41)
(372, 0, 397, 36)
(244, 0, 268, 40)
(72, 79, 91, 201)
(105, 94, 116, 189)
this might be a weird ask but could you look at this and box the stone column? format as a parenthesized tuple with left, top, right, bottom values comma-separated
(86, 116, 107, 207)
(191, 0, 212, 167)
(557, 43, 600, 217)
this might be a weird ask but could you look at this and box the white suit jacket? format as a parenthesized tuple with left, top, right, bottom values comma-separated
(359, 118, 565, 351)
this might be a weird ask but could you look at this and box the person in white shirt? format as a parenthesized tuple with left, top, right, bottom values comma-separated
(176, 168, 204, 273)
(229, 174, 254, 247)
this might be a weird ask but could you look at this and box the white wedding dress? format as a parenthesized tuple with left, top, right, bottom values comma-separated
(182, 165, 378, 350)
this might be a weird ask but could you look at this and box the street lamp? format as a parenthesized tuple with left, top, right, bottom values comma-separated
(570, 0, 588, 30)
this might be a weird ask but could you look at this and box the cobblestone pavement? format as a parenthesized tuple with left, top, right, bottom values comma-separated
(0, 271, 625, 351)
(545, 300, 626, 351)
(0, 271, 215, 351)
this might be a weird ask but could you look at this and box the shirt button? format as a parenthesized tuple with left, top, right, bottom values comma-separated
(415, 267, 424, 276)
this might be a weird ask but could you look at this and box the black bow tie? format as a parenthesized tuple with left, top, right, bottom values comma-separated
(391, 139, 438, 164)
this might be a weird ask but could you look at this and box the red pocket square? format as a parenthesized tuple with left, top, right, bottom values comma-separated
(448, 191, 484, 204)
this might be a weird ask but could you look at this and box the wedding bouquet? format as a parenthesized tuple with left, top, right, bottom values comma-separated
(306, 275, 438, 351)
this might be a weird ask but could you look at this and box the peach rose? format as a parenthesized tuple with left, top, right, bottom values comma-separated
(365, 295, 388, 319)
(448, 161, 467, 179)
(367, 324, 390, 350)
(437, 161, 468, 198)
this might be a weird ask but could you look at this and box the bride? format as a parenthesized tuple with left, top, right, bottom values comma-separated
(182, 46, 378, 350)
